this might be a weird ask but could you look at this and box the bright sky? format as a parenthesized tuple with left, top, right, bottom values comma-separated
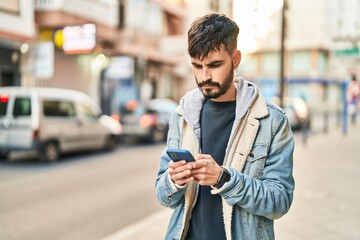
(233, 0, 283, 53)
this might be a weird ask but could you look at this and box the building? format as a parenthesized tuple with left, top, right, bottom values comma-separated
(234, 0, 360, 113)
(0, 1, 35, 87)
(0, 0, 234, 111)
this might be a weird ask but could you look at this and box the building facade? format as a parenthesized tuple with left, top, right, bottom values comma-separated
(234, 0, 360, 113)
(0, 1, 35, 87)
(0, 0, 233, 109)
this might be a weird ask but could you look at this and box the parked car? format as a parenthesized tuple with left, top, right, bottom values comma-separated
(271, 97, 311, 130)
(115, 98, 177, 143)
(0, 87, 123, 162)
(147, 98, 178, 134)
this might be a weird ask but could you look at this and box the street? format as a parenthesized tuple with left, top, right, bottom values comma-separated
(0, 143, 166, 240)
(275, 122, 360, 240)
(1, 117, 359, 240)
(102, 117, 360, 240)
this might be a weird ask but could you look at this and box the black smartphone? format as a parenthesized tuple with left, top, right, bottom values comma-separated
(166, 149, 196, 162)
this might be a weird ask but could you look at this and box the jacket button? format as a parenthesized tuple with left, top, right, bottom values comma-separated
(249, 153, 254, 158)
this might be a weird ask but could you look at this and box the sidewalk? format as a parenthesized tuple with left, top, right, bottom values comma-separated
(102, 123, 360, 240)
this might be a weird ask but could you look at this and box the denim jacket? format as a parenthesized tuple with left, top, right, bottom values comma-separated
(155, 77, 295, 240)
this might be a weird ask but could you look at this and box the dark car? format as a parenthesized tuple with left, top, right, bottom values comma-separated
(272, 97, 311, 130)
(116, 98, 177, 143)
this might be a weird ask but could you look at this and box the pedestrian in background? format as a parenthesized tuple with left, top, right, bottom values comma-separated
(155, 13, 295, 240)
(347, 74, 360, 125)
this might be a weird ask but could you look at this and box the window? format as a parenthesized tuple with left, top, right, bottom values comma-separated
(261, 53, 280, 74)
(80, 104, 98, 120)
(210, 0, 219, 12)
(290, 51, 311, 74)
(44, 100, 76, 118)
(239, 55, 257, 75)
(318, 51, 328, 74)
(0, 0, 20, 15)
(13, 97, 31, 117)
(119, 0, 125, 28)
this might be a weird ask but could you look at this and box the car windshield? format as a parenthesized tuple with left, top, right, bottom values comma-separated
(148, 99, 177, 113)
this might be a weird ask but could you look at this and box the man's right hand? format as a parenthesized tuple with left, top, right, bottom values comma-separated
(168, 160, 195, 186)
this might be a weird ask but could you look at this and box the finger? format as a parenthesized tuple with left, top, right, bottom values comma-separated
(195, 154, 212, 160)
(191, 159, 213, 169)
(195, 154, 211, 160)
(190, 167, 206, 175)
(174, 176, 194, 186)
(170, 162, 194, 173)
(169, 160, 187, 168)
(171, 169, 192, 181)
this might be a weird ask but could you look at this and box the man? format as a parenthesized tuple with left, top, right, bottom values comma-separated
(347, 74, 360, 124)
(155, 13, 294, 240)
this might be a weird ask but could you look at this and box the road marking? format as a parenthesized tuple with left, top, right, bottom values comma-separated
(100, 209, 172, 240)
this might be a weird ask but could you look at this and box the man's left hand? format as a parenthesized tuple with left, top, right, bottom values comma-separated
(191, 154, 223, 186)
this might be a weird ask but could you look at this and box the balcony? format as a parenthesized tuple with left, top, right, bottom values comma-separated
(0, 1, 35, 42)
(34, 0, 119, 42)
(34, 0, 118, 27)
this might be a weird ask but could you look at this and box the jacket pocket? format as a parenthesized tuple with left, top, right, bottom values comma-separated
(258, 217, 274, 240)
(243, 144, 268, 179)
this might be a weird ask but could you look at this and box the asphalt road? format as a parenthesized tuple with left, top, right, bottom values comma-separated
(0, 143, 166, 240)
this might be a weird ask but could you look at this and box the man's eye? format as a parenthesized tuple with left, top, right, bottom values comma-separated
(193, 65, 202, 69)
(208, 64, 220, 68)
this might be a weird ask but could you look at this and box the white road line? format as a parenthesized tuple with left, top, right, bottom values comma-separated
(100, 209, 172, 240)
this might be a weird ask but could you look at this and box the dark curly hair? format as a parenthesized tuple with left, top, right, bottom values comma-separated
(187, 13, 239, 60)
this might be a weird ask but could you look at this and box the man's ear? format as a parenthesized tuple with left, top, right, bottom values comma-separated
(233, 50, 241, 68)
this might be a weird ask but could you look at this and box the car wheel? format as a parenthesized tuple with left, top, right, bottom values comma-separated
(151, 128, 166, 143)
(0, 151, 9, 160)
(40, 141, 60, 163)
(104, 135, 118, 151)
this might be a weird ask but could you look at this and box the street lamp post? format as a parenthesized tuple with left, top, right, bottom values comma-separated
(279, 0, 287, 108)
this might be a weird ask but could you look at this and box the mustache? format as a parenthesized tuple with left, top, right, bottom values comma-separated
(197, 79, 220, 88)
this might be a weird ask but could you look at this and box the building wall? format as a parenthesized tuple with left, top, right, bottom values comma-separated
(31, 51, 104, 104)
(234, 0, 360, 114)
(0, 0, 35, 41)
(0, 0, 36, 87)
(235, 0, 360, 78)
(287, 0, 330, 49)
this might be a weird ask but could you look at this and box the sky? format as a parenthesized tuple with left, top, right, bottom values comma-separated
(233, 0, 283, 53)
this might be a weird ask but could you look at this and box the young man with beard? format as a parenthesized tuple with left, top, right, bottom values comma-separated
(155, 13, 295, 240)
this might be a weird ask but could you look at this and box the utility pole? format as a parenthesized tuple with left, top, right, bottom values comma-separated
(279, 0, 288, 108)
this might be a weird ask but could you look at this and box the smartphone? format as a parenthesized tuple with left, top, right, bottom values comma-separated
(166, 149, 196, 162)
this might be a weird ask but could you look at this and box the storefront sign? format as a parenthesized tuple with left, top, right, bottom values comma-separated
(33, 42, 54, 79)
(62, 24, 96, 54)
(105, 57, 135, 79)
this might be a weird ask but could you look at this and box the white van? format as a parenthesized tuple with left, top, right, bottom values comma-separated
(0, 87, 123, 162)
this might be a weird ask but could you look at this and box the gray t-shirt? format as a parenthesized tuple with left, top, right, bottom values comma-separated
(186, 99, 236, 240)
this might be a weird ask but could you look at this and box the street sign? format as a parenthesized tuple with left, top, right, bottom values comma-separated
(334, 47, 359, 56)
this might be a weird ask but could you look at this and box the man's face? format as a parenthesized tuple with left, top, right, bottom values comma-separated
(191, 46, 240, 101)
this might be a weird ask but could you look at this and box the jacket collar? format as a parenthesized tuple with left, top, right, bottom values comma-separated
(176, 76, 268, 127)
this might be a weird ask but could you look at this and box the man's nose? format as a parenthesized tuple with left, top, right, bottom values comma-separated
(201, 67, 211, 82)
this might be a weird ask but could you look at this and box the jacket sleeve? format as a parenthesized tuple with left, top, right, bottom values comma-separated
(219, 114, 295, 220)
(155, 113, 187, 208)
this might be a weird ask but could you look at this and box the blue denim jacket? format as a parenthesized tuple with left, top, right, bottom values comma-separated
(155, 77, 295, 240)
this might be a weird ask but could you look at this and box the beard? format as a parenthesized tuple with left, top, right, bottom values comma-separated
(196, 67, 234, 99)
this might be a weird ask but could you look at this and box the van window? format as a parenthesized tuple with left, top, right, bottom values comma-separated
(44, 100, 76, 117)
(79, 104, 98, 120)
(0, 102, 7, 116)
(13, 98, 31, 117)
